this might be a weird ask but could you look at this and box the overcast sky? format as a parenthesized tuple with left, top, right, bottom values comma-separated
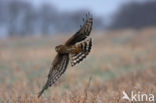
(0, 0, 147, 38)
(31, 0, 132, 17)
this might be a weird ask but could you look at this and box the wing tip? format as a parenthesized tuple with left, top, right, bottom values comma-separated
(38, 87, 46, 98)
(83, 12, 93, 24)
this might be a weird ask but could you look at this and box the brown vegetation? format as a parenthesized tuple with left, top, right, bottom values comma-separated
(0, 28, 156, 102)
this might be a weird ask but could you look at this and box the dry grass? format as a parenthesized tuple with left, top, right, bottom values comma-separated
(0, 28, 156, 103)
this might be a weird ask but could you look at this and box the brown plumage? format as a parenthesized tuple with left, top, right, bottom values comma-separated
(38, 14, 93, 98)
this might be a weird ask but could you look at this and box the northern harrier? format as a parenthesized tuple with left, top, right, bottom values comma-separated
(38, 14, 93, 97)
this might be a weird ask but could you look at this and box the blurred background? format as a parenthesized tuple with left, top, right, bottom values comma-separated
(0, 0, 156, 102)
(0, 0, 156, 37)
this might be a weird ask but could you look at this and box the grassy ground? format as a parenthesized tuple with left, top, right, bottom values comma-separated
(0, 28, 156, 103)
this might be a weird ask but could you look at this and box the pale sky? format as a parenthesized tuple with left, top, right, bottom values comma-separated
(31, 0, 130, 17)
(0, 0, 146, 38)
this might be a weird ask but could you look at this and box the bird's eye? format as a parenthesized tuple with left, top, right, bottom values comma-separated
(56, 47, 59, 51)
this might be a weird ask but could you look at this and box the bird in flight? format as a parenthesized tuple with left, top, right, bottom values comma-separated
(38, 13, 93, 98)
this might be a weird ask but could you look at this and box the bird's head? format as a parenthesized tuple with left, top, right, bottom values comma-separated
(55, 45, 64, 52)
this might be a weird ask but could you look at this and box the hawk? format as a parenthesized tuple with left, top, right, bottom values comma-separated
(38, 14, 93, 97)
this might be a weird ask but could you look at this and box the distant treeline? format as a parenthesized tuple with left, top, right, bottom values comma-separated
(0, 1, 156, 37)
(0, 0, 104, 37)
(110, 1, 156, 29)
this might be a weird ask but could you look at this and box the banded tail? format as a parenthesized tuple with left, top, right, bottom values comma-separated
(69, 38, 92, 66)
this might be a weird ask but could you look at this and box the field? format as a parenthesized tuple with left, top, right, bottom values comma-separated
(0, 28, 156, 103)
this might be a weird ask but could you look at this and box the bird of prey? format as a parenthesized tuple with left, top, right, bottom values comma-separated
(38, 13, 93, 98)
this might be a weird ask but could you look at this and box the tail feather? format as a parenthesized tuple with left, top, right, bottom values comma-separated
(70, 38, 92, 66)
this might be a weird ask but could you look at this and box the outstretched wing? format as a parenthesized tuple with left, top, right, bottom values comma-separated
(38, 54, 69, 97)
(65, 16, 93, 46)
(69, 38, 92, 66)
